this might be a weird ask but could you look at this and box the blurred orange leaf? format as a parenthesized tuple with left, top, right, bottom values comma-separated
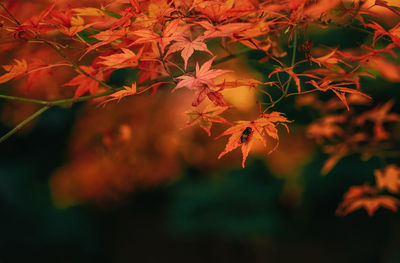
(184, 105, 231, 136)
(375, 165, 400, 193)
(0, 59, 28, 84)
(336, 185, 400, 216)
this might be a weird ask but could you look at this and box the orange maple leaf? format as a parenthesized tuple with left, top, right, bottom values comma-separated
(63, 66, 104, 98)
(166, 37, 212, 69)
(131, 18, 182, 53)
(365, 21, 400, 46)
(98, 48, 142, 69)
(375, 165, 400, 194)
(336, 185, 400, 216)
(99, 83, 137, 106)
(80, 28, 128, 59)
(0, 59, 28, 84)
(197, 21, 252, 41)
(307, 79, 371, 110)
(50, 9, 97, 37)
(218, 112, 291, 168)
(184, 105, 231, 136)
(312, 48, 346, 67)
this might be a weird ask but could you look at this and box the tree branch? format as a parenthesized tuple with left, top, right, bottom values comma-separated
(0, 105, 50, 143)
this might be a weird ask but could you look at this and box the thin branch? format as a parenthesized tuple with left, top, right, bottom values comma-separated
(0, 2, 21, 25)
(49, 88, 123, 106)
(0, 94, 49, 105)
(0, 105, 50, 143)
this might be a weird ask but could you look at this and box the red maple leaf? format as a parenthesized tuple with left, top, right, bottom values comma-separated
(63, 66, 104, 98)
(13, 3, 56, 37)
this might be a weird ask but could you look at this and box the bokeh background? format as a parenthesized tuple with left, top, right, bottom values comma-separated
(1, 1, 400, 262)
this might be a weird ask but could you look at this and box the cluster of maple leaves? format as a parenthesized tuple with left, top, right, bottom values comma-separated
(0, 0, 400, 215)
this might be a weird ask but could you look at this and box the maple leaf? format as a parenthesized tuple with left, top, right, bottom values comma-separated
(172, 57, 231, 92)
(194, 0, 234, 22)
(184, 105, 231, 136)
(166, 37, 212, 69)
(72, 8, 105, 17)
(13, 3, 56, 37)
(50, 9, 97, 37)
(25, 58, 53, 92)
(306, 66, 374, 90)
(311, 48, 346, 67)
(364, 21, 400, 46)
(0, 59, 28, 84)
(336, 185, 400, 216)
(99, 83, 137, 106)
(63, 66, 104, 98)
(98, 48, 142, 69)
(307, 79, 371, 110)
(375, 165, 400, 194)
(356, 100, 400, 140)
(218, 112, 291, 168)
(269, 66, 302, 93)
(197, 21, 252, 41)
(131, 18, 182, 53)
(374, 0, 400, 16)
(307, 115, 346, 143)
(80, 28, 128, 59)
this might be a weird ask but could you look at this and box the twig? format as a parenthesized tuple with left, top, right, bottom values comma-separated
(0, 2, 21, 25)
(0, 94, 49, 105)
(0, 105, 50, 143)
(264, 29, 298, 112)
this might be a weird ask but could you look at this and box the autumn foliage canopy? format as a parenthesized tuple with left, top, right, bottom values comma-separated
(0, 0, 400, 216)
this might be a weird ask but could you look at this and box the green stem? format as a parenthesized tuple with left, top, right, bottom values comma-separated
(0, 94, 49, 105)
(285, 30, 297, 94)
(49, 88, 123, 105)
(0, 105, 50, 143)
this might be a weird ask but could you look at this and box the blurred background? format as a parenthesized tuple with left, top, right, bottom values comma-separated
(1, 0, 400, 263)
